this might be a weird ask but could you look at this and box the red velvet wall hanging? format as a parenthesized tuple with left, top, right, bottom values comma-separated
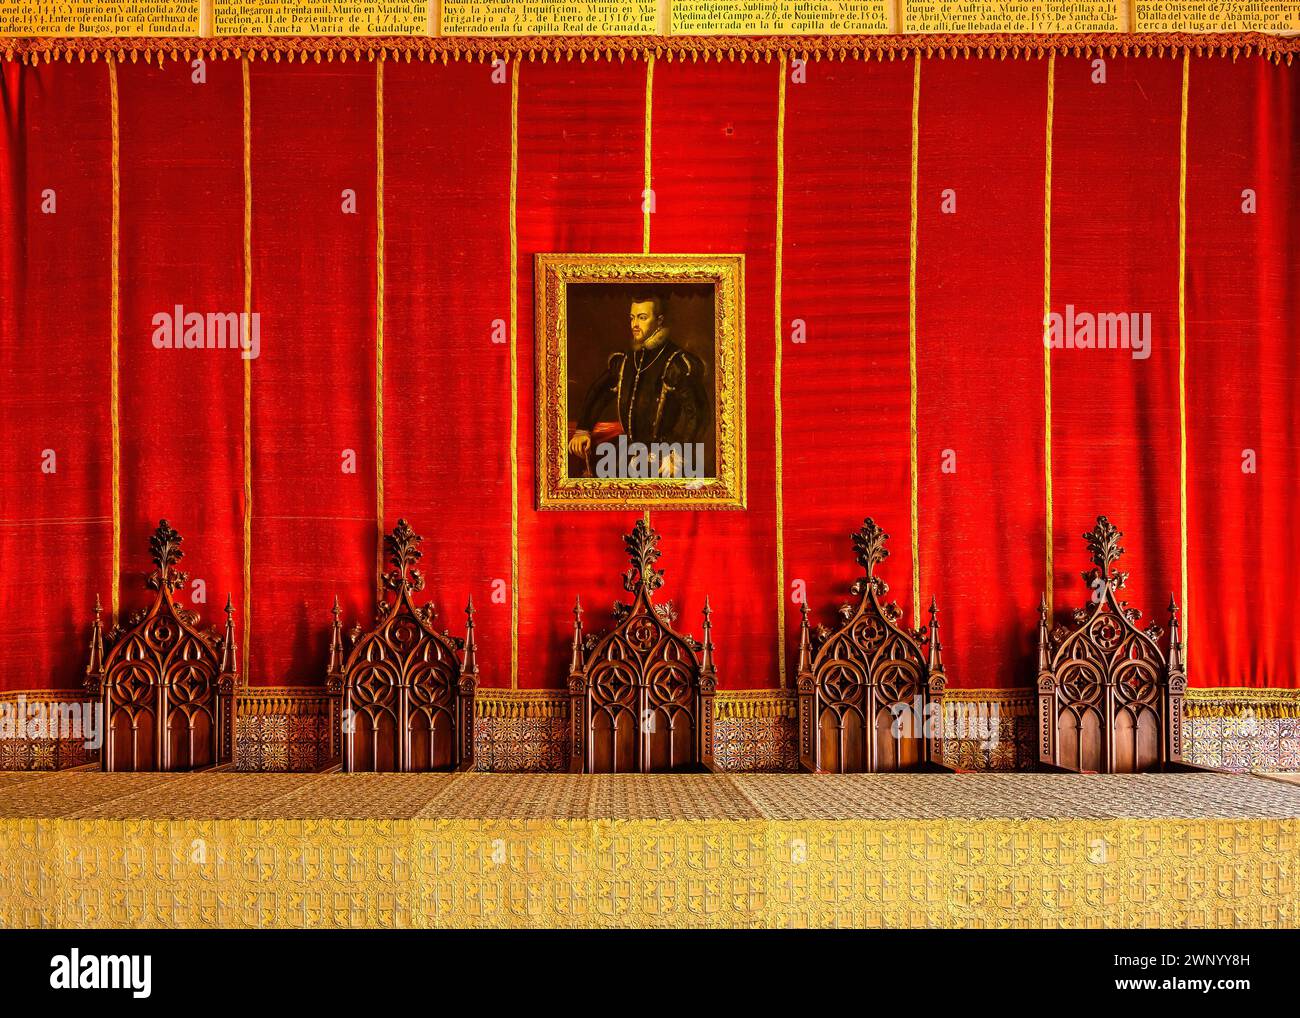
(1, 49, 1296, 693)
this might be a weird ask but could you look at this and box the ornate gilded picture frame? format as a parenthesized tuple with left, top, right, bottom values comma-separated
(536, 253, 746, 510)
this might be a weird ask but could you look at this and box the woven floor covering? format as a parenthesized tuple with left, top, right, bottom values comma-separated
(1, 770, 1296, 928)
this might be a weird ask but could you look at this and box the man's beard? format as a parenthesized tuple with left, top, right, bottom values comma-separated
(631, 325, 665, 351)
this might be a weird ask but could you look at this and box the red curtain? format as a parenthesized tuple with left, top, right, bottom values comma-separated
(916, 57, 1049, 688)
(649, 58, 781, 691)
(1186, 58, 1300, 688)
(1, 53, 1296, 693)
(514, 57, 647, 689)
(1, 63, 113, 692)
(383, 59, 514, 680)
(116, 58, 245, 657)
(247, 62, 378, 686)
(1049, 56, 1184, 652)
(782, 57, 914, 676)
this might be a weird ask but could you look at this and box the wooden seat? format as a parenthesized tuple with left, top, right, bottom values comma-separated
(1036, 515, 1190, 773)
(567, 520, 717, 773)
(85, 520, 237, 771)
(326, 519, 478, 772)
(796, 518, 948, 773)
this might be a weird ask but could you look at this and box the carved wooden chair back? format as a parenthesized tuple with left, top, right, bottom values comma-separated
(796, 518, 947, 773)
(567, 520, 717, 773)
(327, 519, 478, 772)
(1036, 516, 1187, 773)
(86, 521, 237, 771)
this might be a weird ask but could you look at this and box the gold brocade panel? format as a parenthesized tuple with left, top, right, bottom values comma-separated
(0, 771, 1296, 928)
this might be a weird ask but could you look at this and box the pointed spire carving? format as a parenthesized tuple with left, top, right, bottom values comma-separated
(569, 596, 585, 674)
(699, 596, 717, 681)
(326, 594, 345, 681)
(926, 595, 945, 674)
(85, 593, 105, 693)
(461, 596, 479, 678)
(146, 520, 187, 593)
(1037, 592, 1053, 671)
(796, 600, 813, 674)
(383, 518, 426, 593)
(218, 594, 238, 676)
(1167, 593, 1185, 673)
(622, 519, 665, 596)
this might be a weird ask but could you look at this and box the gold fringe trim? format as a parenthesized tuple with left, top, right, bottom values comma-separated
(8, 687, 1290, 720)
(237, 689, 331, 717)
(1186, 687, 1300, 718)
(943, 698, 1032, 720)
(715, 690, 798, 721)
(0, 690, 97, 704)
(1186, 702, 1300, 719)
(944, 688, 1034, 705)
(477, 690, 568, 720)
(3, 33, 1298, 66)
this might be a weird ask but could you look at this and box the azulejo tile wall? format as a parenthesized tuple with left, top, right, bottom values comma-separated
(1, 687, 1296, 773)
(1184, 690, 1300, 772)
(235, 691, 332, 772)
(0, 692, 97, 771)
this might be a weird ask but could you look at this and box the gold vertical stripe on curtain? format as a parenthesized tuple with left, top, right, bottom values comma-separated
(1043, 52, 1055, 604)
(109, 58, 121, 625)
(908, 54, 921, 627)
(643, 55, 654, 531)
(1178, 53, 1190, 648)
(509, 58, 520, 689)
(643, 54, 654, 256)
(376, 58, 386, 598)
(242, 59, 253, 684)
(774, 54, 788, 686)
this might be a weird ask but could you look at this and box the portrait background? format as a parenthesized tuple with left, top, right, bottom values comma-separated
(0, 48, 1296, 696)
(564, 281, 718, 478)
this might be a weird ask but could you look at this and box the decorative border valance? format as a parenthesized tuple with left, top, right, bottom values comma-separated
(4, 32, 1298, 65)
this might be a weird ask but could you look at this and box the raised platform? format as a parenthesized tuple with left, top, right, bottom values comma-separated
(1, 770, 1297, 928)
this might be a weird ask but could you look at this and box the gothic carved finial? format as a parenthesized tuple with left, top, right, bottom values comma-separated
(622, 519, 665, 596)
(146, 519, 187, 592)
(699, 595, 717, 680)
(461, 596, 479, 678)
(218, 593, 237, 676)
(569, 595, 585, 674)
(852, 518, 889, 578)
(383, 518, 426, 593)
(1167, 593, 1185, 673)
(1082, 515, 1128, 591)
(85, 593, 105, 692)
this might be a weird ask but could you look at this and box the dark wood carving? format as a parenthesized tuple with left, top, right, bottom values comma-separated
(567, 520, 717, 773)
(85, 520, 237, 771)
(796, 518, 948, 773)
(327, 519, 477, 772)
(1037, 515, 1190, 773)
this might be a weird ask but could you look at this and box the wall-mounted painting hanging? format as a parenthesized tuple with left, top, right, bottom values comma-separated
(536, 253, 746, 510)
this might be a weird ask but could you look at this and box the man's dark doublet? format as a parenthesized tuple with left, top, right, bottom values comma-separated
(577, 328, 708, 446)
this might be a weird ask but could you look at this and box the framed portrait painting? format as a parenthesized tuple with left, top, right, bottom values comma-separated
(535, 253, 746, 510)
